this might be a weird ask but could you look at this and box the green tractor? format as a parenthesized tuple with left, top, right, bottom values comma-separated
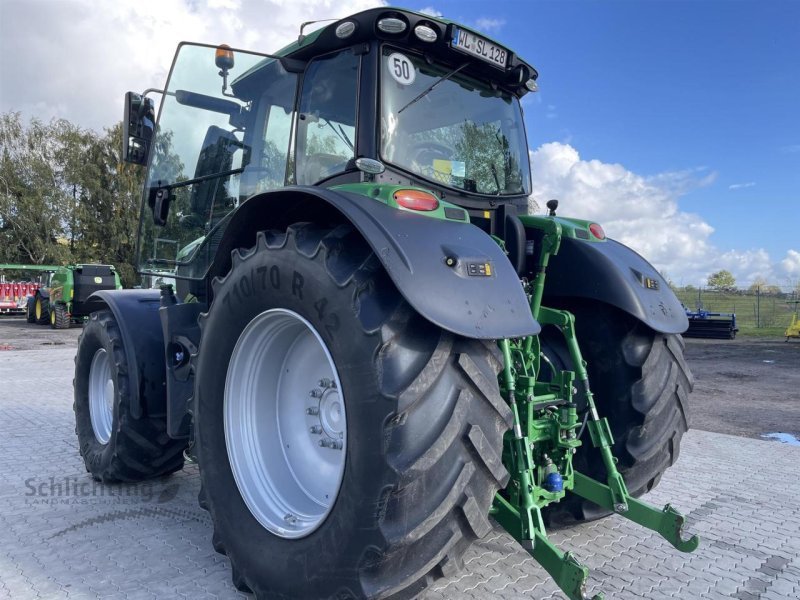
(30, 264, 122, 328)
(74, 8, 697, 599)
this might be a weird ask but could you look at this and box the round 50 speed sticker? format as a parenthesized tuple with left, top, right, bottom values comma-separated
(387, 52, 416, 86)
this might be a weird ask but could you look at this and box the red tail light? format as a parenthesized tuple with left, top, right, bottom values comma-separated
(589, 223, 606, 240)
(393, 189, 439, 211)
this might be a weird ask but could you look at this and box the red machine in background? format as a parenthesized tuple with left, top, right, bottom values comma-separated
(0, 265, 59, 315)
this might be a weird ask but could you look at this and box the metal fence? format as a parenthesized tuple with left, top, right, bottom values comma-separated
(674, 286, 799, 330)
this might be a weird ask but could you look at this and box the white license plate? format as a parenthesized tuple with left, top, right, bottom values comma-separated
(451, 27, 508, 68)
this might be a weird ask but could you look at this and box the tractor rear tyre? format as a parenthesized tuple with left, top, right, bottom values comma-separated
(194, 224, 512, 599)
(26, 297, 36, 323)
(543, 303, 693, 525)
(50, 303, 70, 329)
(73, 310, 186, 482)
(34, 294, 50, 325)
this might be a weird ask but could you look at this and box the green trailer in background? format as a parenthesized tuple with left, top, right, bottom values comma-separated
(29, 264, 122, 328)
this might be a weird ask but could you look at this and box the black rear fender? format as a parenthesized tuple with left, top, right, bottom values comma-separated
(540, 236, 688, 335)
(209, 187, 540, 340)
(84, 290, 167, 419)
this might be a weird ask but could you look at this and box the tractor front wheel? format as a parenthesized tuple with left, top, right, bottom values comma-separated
(194, 224, 512, 599)
(543, 303, 693, 525)
(73, 310, 186, 481)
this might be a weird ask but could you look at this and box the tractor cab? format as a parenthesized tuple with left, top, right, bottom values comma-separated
(126, 7, 538, 284)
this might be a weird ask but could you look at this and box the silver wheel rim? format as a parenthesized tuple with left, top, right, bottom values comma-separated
(88, 348, 114, 444)
(225, 308, 347, 539)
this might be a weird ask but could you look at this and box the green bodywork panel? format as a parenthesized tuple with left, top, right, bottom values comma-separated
(520, 214, 606, 243)
(330, 183, 470, 223)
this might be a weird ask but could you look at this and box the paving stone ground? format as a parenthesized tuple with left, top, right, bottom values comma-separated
(1, 347, 798, 599)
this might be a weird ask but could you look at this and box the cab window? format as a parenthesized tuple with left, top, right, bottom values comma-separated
(295, 50, 358, 184)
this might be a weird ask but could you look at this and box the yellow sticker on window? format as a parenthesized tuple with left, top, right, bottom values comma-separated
(433, 159, 452, 175)
(94, 277, 102, 284)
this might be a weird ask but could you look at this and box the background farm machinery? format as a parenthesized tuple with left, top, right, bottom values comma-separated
(684, 307, 739, 340)
(0, 263, 121, 327)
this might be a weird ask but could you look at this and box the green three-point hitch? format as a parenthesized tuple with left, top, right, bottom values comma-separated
(493, 216, 699, 599)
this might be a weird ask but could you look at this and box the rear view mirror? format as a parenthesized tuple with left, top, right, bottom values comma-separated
(123, 92, 155, 165)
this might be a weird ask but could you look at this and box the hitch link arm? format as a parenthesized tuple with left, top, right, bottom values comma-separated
(572, 473, 700, 552)
(539, 307, 699, 553)
(496, 338, 603, 600)
(539, 307, 630, 511)
(493, 494, 603, 600)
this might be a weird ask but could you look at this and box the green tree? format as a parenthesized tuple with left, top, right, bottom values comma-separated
(65, 123, 145, 286)
(0, 112, 72, 264)
(707, 269, 736, 292)
(1, 112, 146, 286)
(747, 277, 767, 293)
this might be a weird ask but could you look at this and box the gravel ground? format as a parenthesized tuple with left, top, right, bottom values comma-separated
(0, 315, 82, 351)
(683, 337, 800, 441)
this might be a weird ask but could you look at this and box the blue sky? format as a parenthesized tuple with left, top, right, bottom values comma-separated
(2, 0, 798, 286)
(419, 0, 799, 286)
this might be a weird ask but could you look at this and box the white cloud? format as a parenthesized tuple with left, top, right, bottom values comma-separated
(529, 142, 792, 287)
(729, 181, 756, 190)
(781, 250, 800, 277)
(0, 0, 384, 132)
(417, 6, 443, 17)
(474, 17, 505, 33)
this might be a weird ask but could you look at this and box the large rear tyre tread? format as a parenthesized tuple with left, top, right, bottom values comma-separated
(543, 303, 693, 526)
(195, 223, 512, 599)
(73, 310, 186, 483)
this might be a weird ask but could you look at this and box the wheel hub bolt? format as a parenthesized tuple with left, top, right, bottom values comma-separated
(309, 388, 323, 398)
(283, 513, 297, 524)
(319, 438, 343, 450)
(309, 425, 323, 434)
(306, 406, 320, 416)
(318, 378, 336, 389)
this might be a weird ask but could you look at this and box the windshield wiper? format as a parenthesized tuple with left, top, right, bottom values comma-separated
(323, 118, 354, 152)
(398, 63, 469, 114)
(490, 163, 501, 195)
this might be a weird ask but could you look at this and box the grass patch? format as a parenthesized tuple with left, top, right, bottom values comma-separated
(737, 326, 787, 339)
